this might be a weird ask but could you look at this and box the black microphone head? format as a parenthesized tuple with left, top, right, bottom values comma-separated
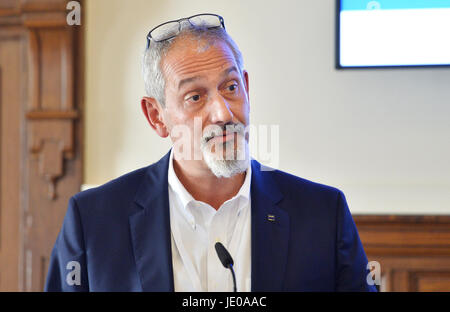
(215, 242, 234, 268)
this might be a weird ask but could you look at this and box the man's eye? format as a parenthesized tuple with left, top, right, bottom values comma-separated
(187, 94, 201, 102)
(227, 83, 238, 92)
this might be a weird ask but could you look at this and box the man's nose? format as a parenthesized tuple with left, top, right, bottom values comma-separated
(208, 93, 234, 125)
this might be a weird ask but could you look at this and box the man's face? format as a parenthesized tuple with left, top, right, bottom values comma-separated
(159, 36, 250, 175)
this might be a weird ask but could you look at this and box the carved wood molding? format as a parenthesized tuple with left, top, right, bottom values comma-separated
(354, 214, 450, 224)
(28, 120, 75, 199)
(23, 0, 79, 200)
(0, 0, 68, 26)
(26, 110, 78, 119)
(354, 215, 450, 256)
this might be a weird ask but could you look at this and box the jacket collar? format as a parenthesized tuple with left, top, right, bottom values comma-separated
(250, 160, 289, 291)
(130, 150, 174, 291)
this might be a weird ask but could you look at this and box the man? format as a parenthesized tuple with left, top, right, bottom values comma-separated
(45, 14, 376, 292)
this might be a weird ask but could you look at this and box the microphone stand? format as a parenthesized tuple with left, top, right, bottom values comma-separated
(229, 264, 237, 292)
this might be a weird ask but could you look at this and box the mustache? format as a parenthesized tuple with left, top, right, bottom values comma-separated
(202, 123, 246, 143)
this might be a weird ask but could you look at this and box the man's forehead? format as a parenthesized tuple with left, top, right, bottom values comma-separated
(177, 66, 238, 90)
(161, 38, 238, 86)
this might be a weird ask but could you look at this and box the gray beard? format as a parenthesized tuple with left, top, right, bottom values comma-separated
(201, 138, 250, 178)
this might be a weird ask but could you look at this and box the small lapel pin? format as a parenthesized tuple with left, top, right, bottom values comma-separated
(267, 214, 276, 222)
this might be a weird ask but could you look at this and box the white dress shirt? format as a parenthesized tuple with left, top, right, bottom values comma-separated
(168, 149, 252, 292)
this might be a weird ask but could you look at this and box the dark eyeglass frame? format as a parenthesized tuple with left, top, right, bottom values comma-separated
(146, 13, 225, 49)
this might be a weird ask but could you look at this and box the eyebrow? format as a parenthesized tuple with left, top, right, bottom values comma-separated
(177, 66, 238, 90)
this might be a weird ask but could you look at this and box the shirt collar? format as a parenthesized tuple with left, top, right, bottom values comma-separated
(167, 148, 251, 212)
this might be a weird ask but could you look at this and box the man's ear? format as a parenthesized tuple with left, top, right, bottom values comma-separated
(141, 97, 170, 138)
(242, 70, 249, 101)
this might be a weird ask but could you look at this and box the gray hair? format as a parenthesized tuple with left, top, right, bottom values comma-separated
(142, 23, 244, 107)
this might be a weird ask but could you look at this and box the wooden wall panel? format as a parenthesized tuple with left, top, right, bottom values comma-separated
(0, 0, 20, 16)
(413, 272, 450, 292)
(354, 215, 450, 292)
(0, 32, 24, 292)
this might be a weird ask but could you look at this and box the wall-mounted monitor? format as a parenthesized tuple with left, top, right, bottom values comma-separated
(337, 0, 450, 68)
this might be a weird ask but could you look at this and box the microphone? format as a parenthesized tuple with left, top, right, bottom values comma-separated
(214, 242, 237, 292)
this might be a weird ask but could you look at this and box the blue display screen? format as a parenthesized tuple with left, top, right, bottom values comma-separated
(338, 0, 450, 67)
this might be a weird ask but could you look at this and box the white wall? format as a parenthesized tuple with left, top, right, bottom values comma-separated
(84, 0, 450, 214)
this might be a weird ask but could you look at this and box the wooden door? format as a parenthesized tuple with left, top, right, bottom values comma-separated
(0, 0, 83, 291)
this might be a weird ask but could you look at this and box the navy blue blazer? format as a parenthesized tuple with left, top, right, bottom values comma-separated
(45, 150, 376, 292)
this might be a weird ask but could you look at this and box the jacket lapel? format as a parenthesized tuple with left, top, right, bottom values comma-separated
(250, 160, 290, 291)
(129, 151, 174, 291)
